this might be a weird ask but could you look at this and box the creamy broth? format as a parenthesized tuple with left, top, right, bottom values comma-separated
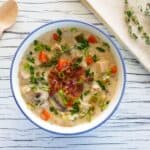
(19, 28, 118, 126)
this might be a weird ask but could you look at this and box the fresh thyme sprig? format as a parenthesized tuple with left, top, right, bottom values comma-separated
(124, 0, 150, 45)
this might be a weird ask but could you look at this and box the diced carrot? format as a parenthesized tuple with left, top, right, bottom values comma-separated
(39, 51, 48, 63)
(88, 35, 97, 44)
(86, 55, 94, 65)
(53, 33, 59, 41)
(111, 65, 117, 74)
(66, 100, 73, 107)
(40, 109, 52, 121)
(57, 58, 69, 71)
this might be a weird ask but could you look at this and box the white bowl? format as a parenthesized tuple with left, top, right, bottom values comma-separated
(10, 20, 126, 135)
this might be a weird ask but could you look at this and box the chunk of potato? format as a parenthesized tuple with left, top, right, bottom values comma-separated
(91, 60, 109, 78)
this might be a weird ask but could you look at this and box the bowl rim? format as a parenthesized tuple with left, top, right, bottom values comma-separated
(10, 19, 126, 135)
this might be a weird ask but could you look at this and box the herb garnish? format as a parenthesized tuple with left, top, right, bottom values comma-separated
(100, 100, 110, 111)
(58, 90, 68, 105)
(24, 62, 48, 87)
(26, 55, 35, 64)
(41, 51, 61, 67)
(24, 63, 34, 75)
(96, 47, 105, 52)
(80, 93, 83, 100)
(30, 76, 38, 84)
(61, 44, 70, 53)
(75, 34, 84, 43)
(71, 102, 80, 114)
(75, 34, 89, 50)
(34, 40, 51, 51)
(70, 27, 78, 32)
(72, 56, 83, 69)
(124, 0, 150, 45)
(56, 28, 62, 42)
(57, 28, 62, 36)
(92, 54, 99, 62)
(50, 106, 58, 115)
(103, 42, 110, 49)
(41, 45, 76, 68)
(144, 3, 150, 16)
(85, 68, 94, 77)
(139, 3, 150, 16)
(84, 90, 90, 96)
(86, 106, 94, 121)
(96, 80, 106, 91)
(77, 39, 89, 50)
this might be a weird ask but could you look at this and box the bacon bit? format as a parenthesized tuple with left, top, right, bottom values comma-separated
(86, 55, 94, 65)
(38, 51, 48, 63)
(88, 35, 97, 44)
(49, 75, 61, 96)
(57, 58, 69, 71)
(74, 67, 84, 77)
(111, 65, 117, 74)
(53, 33, 59, 41)
(66, 99, 73, 107)
(48, 60, 90, 98)
(49, 66, 83, 97)
(40, 109, 52, 121)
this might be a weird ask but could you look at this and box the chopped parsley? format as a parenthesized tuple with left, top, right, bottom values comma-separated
(49, 106, 58, 115)
(61, 44, 70, 52)
(72, 56, 83, 69)
(58, 90, 68, 105)
(84, 90, 90, 96)
(30, 72, 48, 86)
(70, 27, 78, 32)
(96, 47, 105, 52)
(24, 63, 34, 75)
(86, 106, 94, 121)
(85, 68, 94, 77)
(103, 42, 110, 49)
(92, 54, 99, 62)
(100, 100, 110, 111)
(34, 40, 51, 51)
(75, 34, 84, 43)
(80, 94, 83, 100)
(41, 51, 61, 67)
(57, 28, 62, 36)
(77, 39, 89, 50)
(55, 28, 62, 42)
(75, 34, 89, 50)
(71, 102, 80, 114)
(26, 55, 35, 64)
(34, 40, 38, 45)
(30, 76, 38, 84)
(96, 80, 106, 91)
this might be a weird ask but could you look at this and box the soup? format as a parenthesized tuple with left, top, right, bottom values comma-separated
(19, 27, 118, 126)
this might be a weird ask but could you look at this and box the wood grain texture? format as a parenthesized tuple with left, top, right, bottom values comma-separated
(0, 0, 150, 149)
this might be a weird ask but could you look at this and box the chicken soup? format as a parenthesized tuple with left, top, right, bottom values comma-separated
(19, 27, 118, 126)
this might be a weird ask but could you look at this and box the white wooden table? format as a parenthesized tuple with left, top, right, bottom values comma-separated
(0, 0, 150, 149)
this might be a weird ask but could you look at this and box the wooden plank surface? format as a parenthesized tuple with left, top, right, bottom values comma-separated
(0, 0, 150, 149)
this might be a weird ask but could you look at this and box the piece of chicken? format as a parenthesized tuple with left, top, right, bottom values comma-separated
(91, 60, 109, 78)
